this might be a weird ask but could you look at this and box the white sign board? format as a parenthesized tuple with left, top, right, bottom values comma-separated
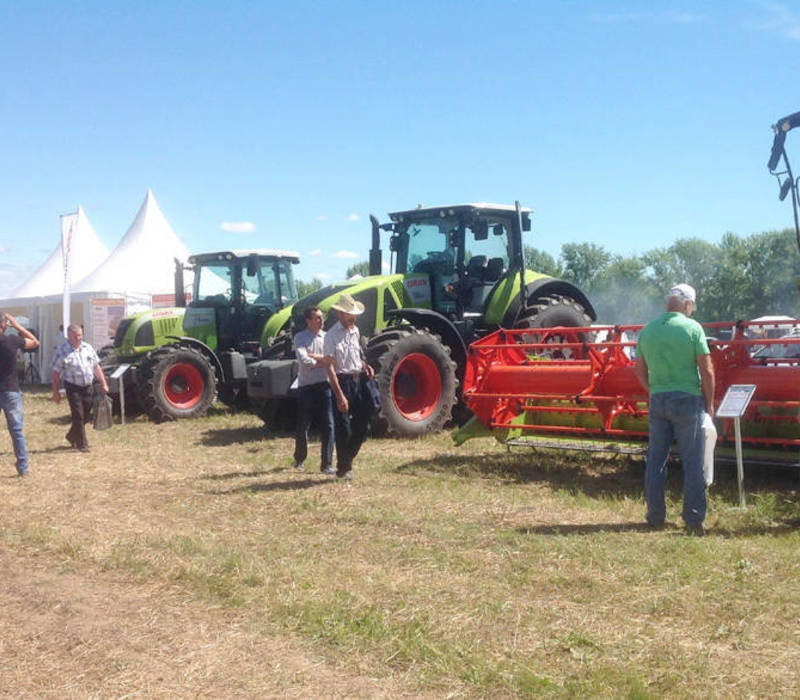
(716, 384, 756, 418)
(90, 298, 126, 349)
(110, 363, 131, 380)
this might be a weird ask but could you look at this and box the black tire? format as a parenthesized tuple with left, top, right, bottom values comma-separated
(514, 294, 593, 359)
(138, 345, 217, 422)
(369, 328, 458, 437)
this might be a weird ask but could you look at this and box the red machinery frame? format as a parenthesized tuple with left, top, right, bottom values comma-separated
(462, 319, 800, 449)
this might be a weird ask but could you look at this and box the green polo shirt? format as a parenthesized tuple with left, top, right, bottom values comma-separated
(637, 312, 710, 396)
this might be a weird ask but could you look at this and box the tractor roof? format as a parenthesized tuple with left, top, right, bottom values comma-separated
(188, 249, 301, 265)
(388, 203, 532, 222)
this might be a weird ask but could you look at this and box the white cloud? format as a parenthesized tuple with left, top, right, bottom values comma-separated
(332, 250, 358, 259)
(0, 246, 5, 254)
(220, 221, 256, 234)
(382, 261, 391, 272)
(315, 273, 332, 280)
(347, 213, 361, 222)
(307, 248, 322, 256)
(316, 215, 329, 221)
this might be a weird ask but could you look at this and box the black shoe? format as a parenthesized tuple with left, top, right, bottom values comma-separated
(685, 523, 705, 537)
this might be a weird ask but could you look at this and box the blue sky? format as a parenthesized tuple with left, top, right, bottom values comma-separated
(2, 0, 800, 297)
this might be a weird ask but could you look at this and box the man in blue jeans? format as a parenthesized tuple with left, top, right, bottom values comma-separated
(293, 306, 334, 474)
(0, 313, 40, 477)
(634, 284, 715, 535)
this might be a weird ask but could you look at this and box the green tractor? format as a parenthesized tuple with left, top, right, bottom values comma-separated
(248, 203, 595, 437)
(103, 249, 300, 422)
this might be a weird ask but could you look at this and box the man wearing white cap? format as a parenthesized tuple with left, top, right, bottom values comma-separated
(634, 283, 715, 535)
(323, 294, 375, 481)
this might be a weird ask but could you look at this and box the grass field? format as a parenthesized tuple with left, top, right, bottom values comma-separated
(2, 389, 800, 698)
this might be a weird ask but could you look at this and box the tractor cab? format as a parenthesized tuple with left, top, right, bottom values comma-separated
(376, 204, 530, 326)
(185, 250, 300, 355)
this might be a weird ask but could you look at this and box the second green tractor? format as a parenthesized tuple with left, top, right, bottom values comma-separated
(248, 202, 596, 437)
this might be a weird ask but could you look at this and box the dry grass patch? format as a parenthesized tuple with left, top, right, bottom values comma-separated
(1, 389, 800, 697)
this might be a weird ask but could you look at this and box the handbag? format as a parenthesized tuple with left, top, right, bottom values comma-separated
(93, 392, 114, 430)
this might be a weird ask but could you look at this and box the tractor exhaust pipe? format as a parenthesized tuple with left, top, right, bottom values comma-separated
(174, 257, 186, 307)
(515, 201, 527, 314)
(369, 214, 382, 276)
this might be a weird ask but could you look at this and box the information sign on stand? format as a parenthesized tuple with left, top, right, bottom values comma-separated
(110, 363, 131, 425)
(716, 384, 756, 507)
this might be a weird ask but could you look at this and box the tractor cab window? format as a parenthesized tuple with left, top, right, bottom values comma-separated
(275, 260, 298, 307)
(195, 263, 233, 304)
(240, 259, 299, 308)
(463, 220, 510, 280)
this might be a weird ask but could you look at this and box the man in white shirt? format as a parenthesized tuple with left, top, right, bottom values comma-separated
(51, 324, 109, 452)
(323, 294, 375, 481)
(293, 306, 334, 473)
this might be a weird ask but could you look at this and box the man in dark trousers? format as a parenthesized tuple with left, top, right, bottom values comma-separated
(51, 323, 109, 452)
(293, 306, 334, 474)
(634, 283, 715, 535)
(323, 294, 375, 481)
(0, 313, 39, 476)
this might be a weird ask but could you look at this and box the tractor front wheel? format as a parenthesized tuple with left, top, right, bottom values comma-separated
(138, 345, 217, 422)
(369, 329, 458, 437)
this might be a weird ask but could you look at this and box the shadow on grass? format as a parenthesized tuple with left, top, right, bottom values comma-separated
(46, 415, 72, 426)
(396, 450, 646, 498)
(517, 522, 668, 535)
(397, 449, 800, 502)
(207, 476, 336, 495)
(201, 468, 283, 480)
(516, 520, 800, 538)
(198, 427, 272, 446)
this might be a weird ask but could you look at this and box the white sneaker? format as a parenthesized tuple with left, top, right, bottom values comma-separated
(293, 461, 305, 471)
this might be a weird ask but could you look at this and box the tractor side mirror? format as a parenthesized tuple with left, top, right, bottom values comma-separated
(493, 224, 503, 236)
(389, 235, 402, 252)
(779, 178, 793, 201)
(246, 255, 258, 277)
(474, 221, 489, 241)
(521, 213, 531, 231)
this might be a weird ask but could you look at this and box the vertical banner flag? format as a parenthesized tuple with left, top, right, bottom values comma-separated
(60, 211, 78, 330)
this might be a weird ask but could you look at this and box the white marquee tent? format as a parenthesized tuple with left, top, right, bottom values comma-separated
(0, 190, 192, 378)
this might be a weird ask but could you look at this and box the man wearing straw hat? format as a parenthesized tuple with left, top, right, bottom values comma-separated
(323, 293, 375, 481)
(635, 283, 715, 536)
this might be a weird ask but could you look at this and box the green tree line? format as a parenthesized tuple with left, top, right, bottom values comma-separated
(525, 229, 800, 324)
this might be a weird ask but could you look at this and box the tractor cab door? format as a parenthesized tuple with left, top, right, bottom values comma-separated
(190, 261, 240, 352)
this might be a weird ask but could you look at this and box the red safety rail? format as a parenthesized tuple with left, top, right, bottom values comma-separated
(462, 319, 800, 448)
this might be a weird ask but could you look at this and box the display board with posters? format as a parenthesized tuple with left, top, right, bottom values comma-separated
(90, 298, 126, 349)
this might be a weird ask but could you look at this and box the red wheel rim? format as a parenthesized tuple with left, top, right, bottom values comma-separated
(392, 352, 441, 420)
(163, 362, 205, 408)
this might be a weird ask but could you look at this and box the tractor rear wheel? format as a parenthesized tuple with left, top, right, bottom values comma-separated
(138, 345, 217, 422)
(369, 329, 458, 437)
